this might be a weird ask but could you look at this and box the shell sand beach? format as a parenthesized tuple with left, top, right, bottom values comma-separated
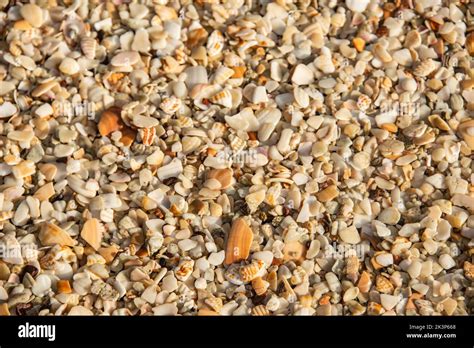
(0, 0, 473, 316)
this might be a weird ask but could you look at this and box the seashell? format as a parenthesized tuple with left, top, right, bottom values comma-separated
(212, 66, 235, 85)
(98, 107, 123, 137)
(207, 30, 225, 59)
(375, 275, 394, 294)
(413, 59, 436, 77)
(245, 189, 266, 213)
(12, 160, 35, 179)
(39, 222, 76, 247)
(174, 259, 194, 281)
(187, 27, 208, 49)
(252, 277, 269, 295)
(224, 264, 244, 285)
(224, 218, 253, 265)
(229, 135, 246, 153)
(0, 211, 14, 222)
(252, 305, 270, 316)
(281, 277, 297, 303)
(291, 64, 314, 85)
(357, 271, 372, 293)
(157, 158, 183, 181)
(210, 89, 233, 108)
(131, 28, 151, 53)
(380, 294, 399, 311)
(231, 65, 246, 79)
(81, 219, 104, 251)
(61, 17, 87, 45)
(345, 255, 360, 283)
(356, 94, 371, 111)
(59, 57, 80, 75)
(182, 136, 201, 154)
(0, 101, 18, 119)
(207, 168, 233, 189)
(81, 37, 97, 59)
(204, 296, 223, 313)
(317, 184, 339, 202)
(346, 0, 370, 12)
(293, 87, 309, 108)
(160, 96, 182, 114)
(467, 33, 474, 56)
(240, 259, 265, 282)
(57, 280, 72, 294)
(283, 241, 306, 263)
(457, 119, 474, 150)
(20, 4, 43, 28)
(464, 261, 474, 281)
(140, 127, 156, 146)
(367, 302, 385, 315)
(111, 51, 141, 67)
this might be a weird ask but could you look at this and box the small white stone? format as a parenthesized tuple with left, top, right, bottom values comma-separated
(208, 250, 225, 266)
(32, 275, 51, 297)
(178, 238, 197, 251)
(339, 226, 361, 244)
(161, 274, 178, 292)
(291, 64, 314, 85)
(380, 294, 399, 311)
(152, 303, 178, 315)
(438, 254, 456, 270)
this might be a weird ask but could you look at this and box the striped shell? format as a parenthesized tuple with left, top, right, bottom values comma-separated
(207, 30, 225, 59)
(160, 96, 181, 114)
(140, 127, 155, 146)
(413, 59, 436, 77)
(204, 296, 223, 312)
(212, 66, 235, 85)
(177, 115, 193, 128)
(211, 122, 226, 138)
(240, 259, 265, 282)
(81, 37, 97, 59)
(210, 89, 233, 108)
(229, 135, 246, 152)
(252, 305, 270, 316)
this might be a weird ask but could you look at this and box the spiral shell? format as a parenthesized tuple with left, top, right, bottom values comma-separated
(81, 36, 97, 60)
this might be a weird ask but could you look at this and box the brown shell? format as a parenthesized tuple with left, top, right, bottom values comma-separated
(80, 218, 104, 251)
(57, 279, 72, 294)
(357, 271, 372, 293)
(251, 276, 269, 296)
(224, 218, 253, 265)
(98, 107, 123, 136)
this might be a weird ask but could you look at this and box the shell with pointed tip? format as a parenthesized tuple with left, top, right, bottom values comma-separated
(224, 218, 253, 265)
